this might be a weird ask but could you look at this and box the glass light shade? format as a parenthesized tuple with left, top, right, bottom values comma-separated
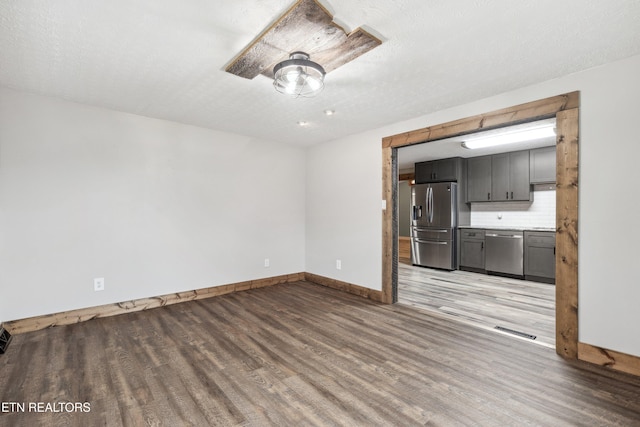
(273, 52, 325, 98)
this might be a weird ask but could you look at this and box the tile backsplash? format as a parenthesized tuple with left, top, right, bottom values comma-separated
(470, 186, 556, 228)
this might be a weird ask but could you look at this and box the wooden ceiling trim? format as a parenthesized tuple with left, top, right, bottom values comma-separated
(225, 0, 382, 80)
(382, 92, 579, 149)
(398, 172, 415, 182)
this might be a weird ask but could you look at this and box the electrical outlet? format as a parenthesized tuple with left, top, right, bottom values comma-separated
(264, 258, 270, 268)
(336, 259, 342, 270)
(94, 277, 104, 292)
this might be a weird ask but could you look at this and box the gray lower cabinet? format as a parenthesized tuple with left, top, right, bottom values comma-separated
(460, 229, 485, 271)
(524, 231, 556, 283)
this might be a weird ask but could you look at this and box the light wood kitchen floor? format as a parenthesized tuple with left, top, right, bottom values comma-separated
(2, 281, 639, 426)
(398, 258, 556, 347)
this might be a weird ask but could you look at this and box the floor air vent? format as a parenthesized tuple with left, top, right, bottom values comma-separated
(494, 326, 536, 340)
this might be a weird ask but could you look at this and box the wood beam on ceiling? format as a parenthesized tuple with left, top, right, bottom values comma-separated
(382, 92, 580, 149)
(225, 0, 382, 80)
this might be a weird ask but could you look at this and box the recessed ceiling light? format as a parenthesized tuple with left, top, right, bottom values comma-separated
(297, 120, 308, 126)
(324, 109, 335, 116)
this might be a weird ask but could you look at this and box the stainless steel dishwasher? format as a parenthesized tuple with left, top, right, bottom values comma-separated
(485, 230, 524, 276)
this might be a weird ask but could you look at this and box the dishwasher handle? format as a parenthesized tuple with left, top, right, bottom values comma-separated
(485, 233, 523, 239)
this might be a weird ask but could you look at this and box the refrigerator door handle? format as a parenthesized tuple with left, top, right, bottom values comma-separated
(425, 188, 429, 222)
(430, 187, 435, 223)
(427, 187, 434, 223)
(415, 239, 449, 245)
(424, 187, 429, 221)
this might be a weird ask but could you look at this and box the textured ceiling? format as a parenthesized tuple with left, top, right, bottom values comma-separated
(1, 0, 640, 147)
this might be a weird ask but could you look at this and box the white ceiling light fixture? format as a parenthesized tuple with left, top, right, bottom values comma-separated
(462, 122, 556, 149)
(273, 52, 325, 98)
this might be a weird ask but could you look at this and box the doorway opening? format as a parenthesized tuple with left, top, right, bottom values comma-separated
(381, 92, 579, 359)
(396, 119, 557, 347)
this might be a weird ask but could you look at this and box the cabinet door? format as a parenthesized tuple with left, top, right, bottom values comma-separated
(460, 239, 485, 269)
(433, 158, 459, 182)
(525, 246, 555, 278)
(524, 232, 556, 279)
(491, 153, 510, 201)
(466, 156, 492, 202)
(509, 150, 531, 201)
(415, 158, 461, 183)
(414, 161, 437, 184)
(530, 146, 556, 184)
(491, 151, 531, 201)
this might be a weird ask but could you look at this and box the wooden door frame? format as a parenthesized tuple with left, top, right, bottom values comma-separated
(381, 92, 580, 359)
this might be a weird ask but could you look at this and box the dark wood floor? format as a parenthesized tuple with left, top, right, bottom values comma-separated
(1, 281, 639, 426)
(398, 259, 556, 347)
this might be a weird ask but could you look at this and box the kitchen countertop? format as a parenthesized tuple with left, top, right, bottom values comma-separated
(458, 225, 556, 232)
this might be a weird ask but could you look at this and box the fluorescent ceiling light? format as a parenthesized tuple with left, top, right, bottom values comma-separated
(462, 123, 556, 149)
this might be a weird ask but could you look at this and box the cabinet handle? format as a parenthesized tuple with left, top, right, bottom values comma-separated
(511, 191, 514, 199)
(554, 246, 556, 255)
(487, 192, 490, 200)
(481, 242, 484, 250)
(506, 191, 509, 199)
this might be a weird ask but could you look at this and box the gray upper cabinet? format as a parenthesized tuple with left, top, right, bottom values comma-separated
(530, 146, 556, 184)
(490, 153, 511, 201)
(466, 156, 492, 202)
(507, 150, 531, 201)
(414, 161, 435, 183)
(415, 158, 461, 183)
(466, 150, 531, 202)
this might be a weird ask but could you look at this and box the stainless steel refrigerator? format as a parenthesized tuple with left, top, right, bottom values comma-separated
(410, 182, 458, 270)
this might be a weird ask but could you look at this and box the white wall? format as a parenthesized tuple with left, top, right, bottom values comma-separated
(306, 54, 640, 357)
(306, 131, 382, 288)
(0, 87, 306, 321)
